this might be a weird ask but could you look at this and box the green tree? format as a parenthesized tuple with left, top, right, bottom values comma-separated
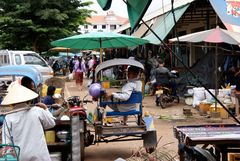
(0, 0, 94, 53)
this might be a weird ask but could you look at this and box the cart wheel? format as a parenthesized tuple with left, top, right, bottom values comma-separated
(145, 147, 156, 154)
(143, 130, 157, 154)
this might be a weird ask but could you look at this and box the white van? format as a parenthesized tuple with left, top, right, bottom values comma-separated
(0, 50, 53, 81)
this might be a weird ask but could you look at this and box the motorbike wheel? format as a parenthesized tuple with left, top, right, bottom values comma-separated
(71, 116, 85, 161)
(155, 95, 160, 106)
(159, 94, 167, 109)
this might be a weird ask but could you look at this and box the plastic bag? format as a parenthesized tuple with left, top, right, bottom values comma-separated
(0, 144, 20, 161)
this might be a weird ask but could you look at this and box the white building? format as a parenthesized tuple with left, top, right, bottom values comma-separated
(79, 11, 128, 33)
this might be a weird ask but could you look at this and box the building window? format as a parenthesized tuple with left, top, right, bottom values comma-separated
(84, 25, 88, 29)
(93, 25, 97, 29)
(102, 25, 106, 29)
(110, 25, 116, 30)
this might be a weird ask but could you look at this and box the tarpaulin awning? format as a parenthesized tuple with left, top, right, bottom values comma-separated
(209, 0, 240, 33)
(97, 0, 152, 32)
(97, 0, 112, 10)
(132, 20, 153, 38)
(143, 4, 190, 45)
(127, 0, 152, 32)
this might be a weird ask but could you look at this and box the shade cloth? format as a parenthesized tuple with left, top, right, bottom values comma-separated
(127, 0, 152, 31)
(132, 20, 153, 38)
(143, 4, 190, 44)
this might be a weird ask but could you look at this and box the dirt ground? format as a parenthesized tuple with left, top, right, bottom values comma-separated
(63, 79, 236, 161)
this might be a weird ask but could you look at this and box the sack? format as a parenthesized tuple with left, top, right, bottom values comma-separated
(68, 73, 74, 80)
(72, 72, 76, 80)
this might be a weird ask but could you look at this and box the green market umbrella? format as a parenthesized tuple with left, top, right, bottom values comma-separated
(51, 31, 149, 62)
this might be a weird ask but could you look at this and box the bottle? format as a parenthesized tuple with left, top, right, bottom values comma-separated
(88, 112, 93, 123)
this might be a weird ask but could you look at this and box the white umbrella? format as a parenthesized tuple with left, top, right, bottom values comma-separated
(169, 26, 240, 108)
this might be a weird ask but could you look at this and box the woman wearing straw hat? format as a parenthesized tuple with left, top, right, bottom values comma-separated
(1, 83, 55, 161)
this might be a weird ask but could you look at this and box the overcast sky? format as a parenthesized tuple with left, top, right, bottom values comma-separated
(85, 0, 171, 18)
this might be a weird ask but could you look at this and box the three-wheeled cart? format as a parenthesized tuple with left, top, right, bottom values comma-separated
(67, 58, 158, 161)
(46, 59, 158, 161)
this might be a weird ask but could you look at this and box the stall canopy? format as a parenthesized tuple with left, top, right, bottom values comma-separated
(209, 0, 240, 33)
(97, 0, 152, 32)
(132, 20, 153, 38)
(143, 4, 190, 45)
(127, 0, 152, 32)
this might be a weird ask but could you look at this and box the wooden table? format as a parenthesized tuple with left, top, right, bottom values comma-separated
(173, 124, 240, 161)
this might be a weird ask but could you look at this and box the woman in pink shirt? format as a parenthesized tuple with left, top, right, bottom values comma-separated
(74, 56, 86, 90)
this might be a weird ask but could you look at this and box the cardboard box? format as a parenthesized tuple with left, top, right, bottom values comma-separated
(229, 153, 240, 161)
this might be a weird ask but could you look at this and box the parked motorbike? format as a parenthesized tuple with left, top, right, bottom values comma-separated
(68, 96, 94, 161)
(155, 85, 179, 108)
(155, 70, 179, 108)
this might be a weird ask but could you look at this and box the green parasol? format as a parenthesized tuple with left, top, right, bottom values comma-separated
(51, 31, 149, 62)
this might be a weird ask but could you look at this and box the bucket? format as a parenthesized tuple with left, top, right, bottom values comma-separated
(193, 87, 205, 107)
(102, 81, 110, 89)
(210, 104, 228, 119)
(229, 153, 240, 161)
(45, 130, 55, 143)
(199, 102, 211, 115)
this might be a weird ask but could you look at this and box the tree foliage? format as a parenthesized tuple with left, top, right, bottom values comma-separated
(0, 0, 94, 53)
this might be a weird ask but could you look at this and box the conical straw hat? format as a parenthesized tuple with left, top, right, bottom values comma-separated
(1, 83, 38, 105)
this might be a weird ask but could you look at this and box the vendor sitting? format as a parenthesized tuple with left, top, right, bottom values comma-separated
(43, 85, 65, 117)
(104, 66, 142, 124)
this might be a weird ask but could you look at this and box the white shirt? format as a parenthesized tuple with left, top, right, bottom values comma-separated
(2, 103, 55, 161)
(112, 79, 142, 112)
(88, 59, 95, 69)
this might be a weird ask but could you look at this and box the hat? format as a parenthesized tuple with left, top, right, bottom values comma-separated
(1, 83, 38, 105)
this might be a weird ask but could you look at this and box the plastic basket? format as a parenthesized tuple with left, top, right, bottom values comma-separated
(0, 144, 20, 161)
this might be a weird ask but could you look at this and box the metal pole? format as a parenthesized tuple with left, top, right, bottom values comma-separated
(215, 44, 218, 110)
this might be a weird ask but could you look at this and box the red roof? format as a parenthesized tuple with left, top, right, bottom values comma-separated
(87, 12, 128, 24)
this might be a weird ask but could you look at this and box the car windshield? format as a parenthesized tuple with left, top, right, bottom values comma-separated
(24, 53, 47, 67)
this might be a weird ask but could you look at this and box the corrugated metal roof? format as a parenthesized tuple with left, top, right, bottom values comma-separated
(114, 0, 195, 33)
